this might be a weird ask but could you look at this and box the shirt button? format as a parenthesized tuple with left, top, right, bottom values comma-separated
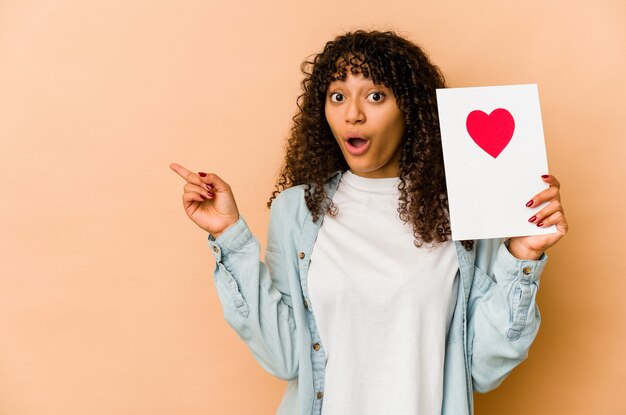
(522, 266, 532, 275)
(316, 391, 324, 399)
(313, 343, 320, 351)
(298, 252, 305, 260)
(212, 246, 219, 254)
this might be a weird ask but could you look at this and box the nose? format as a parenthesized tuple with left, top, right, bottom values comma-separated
(345, 99, 365, 124)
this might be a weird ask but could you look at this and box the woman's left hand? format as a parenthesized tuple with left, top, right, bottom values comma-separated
(507, 174, 569, 260)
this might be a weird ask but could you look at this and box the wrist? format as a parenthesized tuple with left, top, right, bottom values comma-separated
(210, 216, 240, 240)
(506, 239, 544, 261)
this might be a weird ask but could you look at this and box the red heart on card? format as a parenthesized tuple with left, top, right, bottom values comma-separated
(466, 108, 515, 158)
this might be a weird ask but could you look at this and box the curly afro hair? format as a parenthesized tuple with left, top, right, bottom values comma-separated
(268, 30, 473, 251)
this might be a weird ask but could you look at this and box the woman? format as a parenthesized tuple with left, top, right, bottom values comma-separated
(170, 30, 567, 415)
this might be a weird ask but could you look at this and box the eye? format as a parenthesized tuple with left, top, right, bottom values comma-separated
(329, 92, 345, 103)
(367, 91, 385, 102)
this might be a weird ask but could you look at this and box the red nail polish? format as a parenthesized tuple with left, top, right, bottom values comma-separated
(206, 184, 212, 190)
(537, 222, 544, 227)
(541, 174, 549, 179)
(199, 172, 207, 177)
(528, 215, 537, 223)
(201, 195, 207, 200)
(526, 200, 534, 207)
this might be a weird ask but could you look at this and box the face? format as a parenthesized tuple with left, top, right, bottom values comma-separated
(325, 72, 405, 178)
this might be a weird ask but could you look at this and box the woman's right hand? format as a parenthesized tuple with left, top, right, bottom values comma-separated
(169, 163, 240, 238)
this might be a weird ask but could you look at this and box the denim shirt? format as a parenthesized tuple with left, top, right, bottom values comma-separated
(208, 171, 547, 415)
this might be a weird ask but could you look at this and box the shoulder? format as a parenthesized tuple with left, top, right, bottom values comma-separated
(270, 171, 342, 220)
(272, 171, 340, 211)
(273, 185, 306, 206)
(269, 185, 309, 229)
(271, 185, 307, 218)
(267, 185, 308, 251)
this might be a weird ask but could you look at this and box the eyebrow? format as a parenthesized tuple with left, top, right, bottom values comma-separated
(327, 80, 389, 92)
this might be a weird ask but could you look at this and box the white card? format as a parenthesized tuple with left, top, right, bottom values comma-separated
(435, 84, 557, 241)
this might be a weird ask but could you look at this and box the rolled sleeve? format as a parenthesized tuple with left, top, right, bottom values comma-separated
(493, 242, 547, 284)
(208, 216, 251, 262)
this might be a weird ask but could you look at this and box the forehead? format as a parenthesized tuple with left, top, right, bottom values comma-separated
(327, 53, 393, 93)
(328, 72, 381, 88)
(330, 53, 373, 81)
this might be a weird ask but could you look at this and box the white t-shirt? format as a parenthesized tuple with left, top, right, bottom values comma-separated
(308, 170, 459, 415)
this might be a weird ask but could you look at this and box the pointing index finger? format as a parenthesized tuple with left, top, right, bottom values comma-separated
(169, 163, 193, 181)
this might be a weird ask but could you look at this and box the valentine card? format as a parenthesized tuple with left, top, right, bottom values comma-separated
(435, 84, 557, 241)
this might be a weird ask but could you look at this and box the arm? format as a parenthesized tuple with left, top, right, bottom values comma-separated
(469, 173, 567, 392)
(467, 240, 547, 392)
(169, 164, 299, 380)
(208, 200, 298, 381)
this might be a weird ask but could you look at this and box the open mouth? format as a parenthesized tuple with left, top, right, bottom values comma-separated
(345, 136, 370, 155)
(347, 137, 368, 148)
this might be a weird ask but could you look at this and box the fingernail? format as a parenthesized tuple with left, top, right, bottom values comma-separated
(199, 172, 207, 177)
(201, 195, 207, 200)
(537, 222, 544, 227)
(207, 192, 214, 197)
(541, 174, 549, 179)
(526, 200, 534, 207)
(528, 215, 537, 223)
(206, 184, 214, 191)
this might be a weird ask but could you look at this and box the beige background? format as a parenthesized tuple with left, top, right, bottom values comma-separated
(1, 0, 624, 414)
